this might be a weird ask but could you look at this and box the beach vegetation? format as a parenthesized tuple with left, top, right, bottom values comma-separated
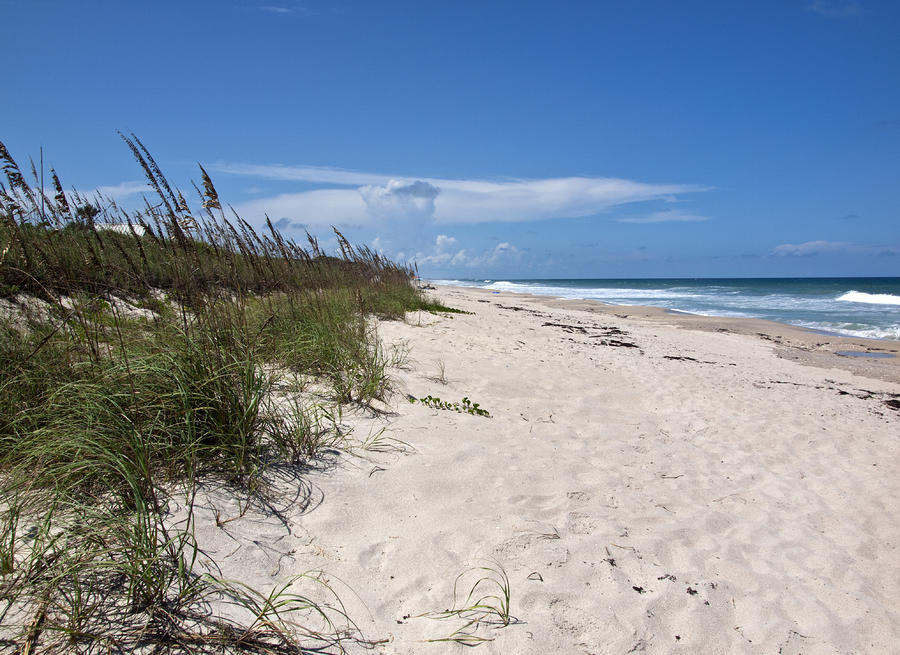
(0, 135, 443, 652)
(423, 561, 514, 645)
(428, 359, 448, 385)
(408, 394, 491, 417)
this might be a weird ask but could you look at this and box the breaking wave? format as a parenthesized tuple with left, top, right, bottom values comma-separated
(836, 291, 900, 305)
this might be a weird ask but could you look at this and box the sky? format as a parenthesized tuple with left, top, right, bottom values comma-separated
(2, 0, 899, 279)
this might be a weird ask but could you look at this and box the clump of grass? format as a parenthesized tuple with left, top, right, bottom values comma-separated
(416, 300, 473, 315)
(424, 561, 515, 645)
(0, 135, 450, 652)
(427, 359, 448, 385)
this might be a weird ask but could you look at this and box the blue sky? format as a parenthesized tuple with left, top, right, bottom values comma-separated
(2, 0, 899, 278)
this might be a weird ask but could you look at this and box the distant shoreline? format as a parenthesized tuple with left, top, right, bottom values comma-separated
(431, 277, 900, 343)
(436, 283, 900, 384)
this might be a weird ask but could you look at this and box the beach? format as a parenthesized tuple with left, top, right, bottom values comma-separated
(191, 284, 900, 653)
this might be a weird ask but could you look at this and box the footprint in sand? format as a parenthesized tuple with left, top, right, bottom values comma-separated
(566, 511, 598, 535)
(494, 532, 570, 568)
(358, 540, 391, 571)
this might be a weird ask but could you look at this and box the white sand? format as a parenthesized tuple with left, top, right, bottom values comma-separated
(192, 285, 900, 653)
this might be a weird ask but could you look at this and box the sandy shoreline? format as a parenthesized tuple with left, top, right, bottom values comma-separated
(192, 284, 900, 653)
(448, 284, 900, 385)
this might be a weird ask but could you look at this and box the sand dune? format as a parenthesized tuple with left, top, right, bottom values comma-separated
(193, 285, 900, 653)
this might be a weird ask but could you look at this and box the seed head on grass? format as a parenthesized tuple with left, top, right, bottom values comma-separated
(0, 135, 449, 653)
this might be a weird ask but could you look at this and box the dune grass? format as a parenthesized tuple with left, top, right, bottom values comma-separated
(423, 561, 514, 645)
(0, 135, 442, 652)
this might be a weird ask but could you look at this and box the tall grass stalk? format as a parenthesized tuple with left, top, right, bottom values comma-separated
(0, 136, 446, 652)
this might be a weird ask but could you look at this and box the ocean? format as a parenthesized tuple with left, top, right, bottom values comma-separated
(431, 278, 900, 341)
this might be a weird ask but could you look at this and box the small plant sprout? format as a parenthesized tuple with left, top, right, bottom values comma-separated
(424, 561, 515, 644)
(428, 359, 448, 385)
(354, 427, 414, 455)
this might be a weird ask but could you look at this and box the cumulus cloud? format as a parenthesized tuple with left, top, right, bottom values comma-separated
(358, 179, 440, 219)
(411, 235, 521, 270)
(218, 162, 708, 226)
(413, 234, 461, 266)
(616, 209, 710, 224)
(434, 234, 458, 250)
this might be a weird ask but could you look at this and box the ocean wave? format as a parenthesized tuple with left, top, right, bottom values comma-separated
(483, 280, 703, 300)
(836, 291, 900, 306)
(794, 321, 900, 340)
(429, 279, 900, 340)
(430, 279, 485, 288)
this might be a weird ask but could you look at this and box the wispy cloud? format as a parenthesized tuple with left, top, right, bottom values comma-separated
(236, 189, 368, 226)
(94, 180, 151, 200)
(0, 180, 150, 209)
(216, 162, 389, 186)
(243, 1, 315, 16)
(615, 209, 710, 224)
(807, 0, 862, 17)
(772, 240, 851, 256)
(216, 161, 709, 226)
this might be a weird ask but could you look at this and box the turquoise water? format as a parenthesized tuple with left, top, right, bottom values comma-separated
(433, 278, 900, 341)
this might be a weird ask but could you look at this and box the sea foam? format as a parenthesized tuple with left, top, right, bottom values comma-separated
(836, 291, 900, 306)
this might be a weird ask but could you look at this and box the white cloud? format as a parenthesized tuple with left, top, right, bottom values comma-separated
(411, 235, 522, 270)
(434, 234, 458, 250)
(431, 177, 702, 224)
(483, 242, 520, 266)
(773, 240, 900, 257)
(772, 240, 850, 256)
(451, 250, 468, 266)
(359, 179, 440, 219)
(94, 180, 152, 200)
(413, 233, 460, 265)
(616, 209, 710, 224)
(5, 180, 152, 213)
(215, 162, 391, 186)
(218, 162, 709, 226)
(236, 189, 368, 226)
